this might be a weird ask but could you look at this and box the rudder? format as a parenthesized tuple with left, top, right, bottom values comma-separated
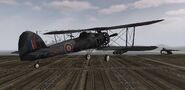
(18, 31, 47, 60)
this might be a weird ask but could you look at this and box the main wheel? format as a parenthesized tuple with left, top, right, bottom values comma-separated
(105, 55, 110, 62)
(86, 54, 91, 60)
(161, 50, 167, 55)
(34, 63, 40, 69)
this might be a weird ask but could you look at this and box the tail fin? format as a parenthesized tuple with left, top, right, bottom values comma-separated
(18, 31, 47, 60)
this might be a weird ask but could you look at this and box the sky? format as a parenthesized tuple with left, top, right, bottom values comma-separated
(0, 0, 185, 50)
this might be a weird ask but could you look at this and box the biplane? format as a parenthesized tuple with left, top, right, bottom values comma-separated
(18, 19, 164, 68)
(160, 48, 179, 55)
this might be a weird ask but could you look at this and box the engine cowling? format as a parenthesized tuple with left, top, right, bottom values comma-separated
(103, 32, 110, 46)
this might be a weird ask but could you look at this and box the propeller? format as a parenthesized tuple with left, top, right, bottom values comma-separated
(109, 33, 118, 37)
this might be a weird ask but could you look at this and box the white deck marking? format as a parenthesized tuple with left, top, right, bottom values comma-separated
(139, 56, 185, 70)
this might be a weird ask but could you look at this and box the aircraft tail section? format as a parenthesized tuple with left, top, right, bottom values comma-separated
(18, 31, 47, 60)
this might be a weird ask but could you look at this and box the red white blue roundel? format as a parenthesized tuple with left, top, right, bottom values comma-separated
(64, 44, 73, 52)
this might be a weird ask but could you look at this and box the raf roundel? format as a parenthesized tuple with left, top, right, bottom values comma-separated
(64, 44, 73, 52)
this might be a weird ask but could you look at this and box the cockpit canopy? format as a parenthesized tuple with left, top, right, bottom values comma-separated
(79, 32, 88, 38)
(79, 32, 96, 38)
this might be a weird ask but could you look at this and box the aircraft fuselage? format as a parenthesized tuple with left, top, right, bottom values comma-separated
(21, 32, 110, 61)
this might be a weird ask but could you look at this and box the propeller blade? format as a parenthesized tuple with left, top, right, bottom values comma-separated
(109, 33, 118, 37)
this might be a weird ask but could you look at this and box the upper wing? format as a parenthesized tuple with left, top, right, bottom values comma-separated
(44, 19, 164, 35)
(97, 46, 158, 51)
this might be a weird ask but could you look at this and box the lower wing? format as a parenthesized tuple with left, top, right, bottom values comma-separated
(97, 46, 157, 51)
(97, 46, 157, 54)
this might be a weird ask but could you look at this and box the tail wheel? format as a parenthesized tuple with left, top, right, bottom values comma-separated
(34, 63, 39, 68)
(86, 54, 91, 60)
(34, 61, 40, 69)
(105, 55, 110, 62)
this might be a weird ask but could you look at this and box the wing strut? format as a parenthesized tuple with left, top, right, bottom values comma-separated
(54, 34, 57, 44)
(126, 28, 128, 48)
(109, 26, 138, 48)
(132, 27, 136, 46)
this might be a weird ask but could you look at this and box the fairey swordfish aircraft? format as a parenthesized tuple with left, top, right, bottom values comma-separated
(18, 19, 164, 68)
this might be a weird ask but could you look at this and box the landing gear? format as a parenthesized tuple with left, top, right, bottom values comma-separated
(104, 55, 110, 62)
(85, 49, 94, 60)
(86, 54, 91, 60)
(160, 51, 166, 55)
(34, 61, 40, 69)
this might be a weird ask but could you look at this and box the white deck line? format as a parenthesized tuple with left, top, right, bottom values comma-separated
(139, 56, 185, 70)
